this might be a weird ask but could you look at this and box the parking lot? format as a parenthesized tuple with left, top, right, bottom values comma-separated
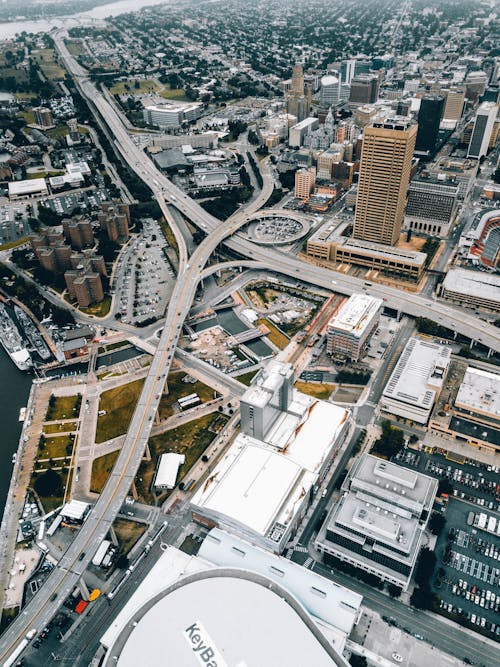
(113, 218, 174, 325)
(434, 498, 500, 640)
(392, 448, 500, 641)
(392, 449, 499, 511)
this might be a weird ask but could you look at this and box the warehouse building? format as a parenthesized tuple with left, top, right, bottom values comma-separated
(190, 362, 351, 553)
(154, 453, 185, 490)
(326, 294, 382, 361)
(381, 337, 451, 424)
(8, 178, 48, 199)
(315, 454, 438, 590)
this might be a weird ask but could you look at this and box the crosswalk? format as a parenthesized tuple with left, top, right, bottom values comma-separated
(294, 545, 308, 553)
(303, 556, 313, 568)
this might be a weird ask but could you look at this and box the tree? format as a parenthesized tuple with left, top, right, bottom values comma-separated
(429, 512, 446, 536)
(371, 420, 404, 458)
(438, 478, 453, 496)
(349, 656, 368, 667)
(387, 583, 402, 598)
(410, 586, 430, 610)
(115, 554, 129, 569)
(414, 547, 436, 588)
(34, 469, 63, 498)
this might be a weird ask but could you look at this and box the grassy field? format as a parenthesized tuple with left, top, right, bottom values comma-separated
(0, 236, 29, 252)
(159, 217, 179, 257)
(33, 48, 66, 80)
(158, 371, 216, 420)
(39, 435, 73, 460)
(159, 86, 190, 102)
(91, 451, 119, 494)
(46, 126, 70, 141)
(31, 468, 69, 513)
(113, 518, 146, 555)
(65, 40, 86, 56)
(18, 111, 35, 125)
(234, 369, 259, 386)
(109, 79, 160, 95)
(80, 295, 112, 318)
(136, 413, 228, 503)
(294, 381, 336, 400)
(256, 318, 289, 350)
(96, 379, 145, 443)
(43, 421, 78, 435)
(46, 394, 81, 421)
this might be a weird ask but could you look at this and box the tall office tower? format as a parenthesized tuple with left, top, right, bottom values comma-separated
(353, 117, 417, 246)
(341, 59, 356, 85)
(33, 107, 55, 129)
(348, 74, 380, 105)
(441, 88, 465, 127)
(286, 64, 310, 122)
(415, 95, 445, 155)
(491, 58, 500, 85)
(320, 74, 341, 107)
(467, 102, 499, 159)
(396, 99, 411, 117)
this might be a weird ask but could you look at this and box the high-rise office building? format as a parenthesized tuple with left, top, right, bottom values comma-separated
(441, 87, 465, 128)
(415, 95, 445, 155)
(353, 117, 417, 246)
(349, 74, 379, 105)
(286, 64, 311, 122)
(467, 102, 498, 159)
(320, 74, 341, 108)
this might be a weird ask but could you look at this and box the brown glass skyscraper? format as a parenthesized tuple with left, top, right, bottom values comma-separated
(353, 118, 417, 246)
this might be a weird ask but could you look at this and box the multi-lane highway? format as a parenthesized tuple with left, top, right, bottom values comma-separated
(1, 28, 499, 665)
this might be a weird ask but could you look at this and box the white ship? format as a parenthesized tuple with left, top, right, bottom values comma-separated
(13, 305, 51, 361)
(0, 303, 32, 372)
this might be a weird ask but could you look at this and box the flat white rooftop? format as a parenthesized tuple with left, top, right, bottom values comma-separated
(442, 268, 500, 304)
(191, 440, 311, 537)
(8, 178, 48, 197)
(455, 366, 500, 420)
(383, 337, 451, 411)
(155, 452, 185, 489)
(327, 293, 382, 338)
(61, 499, 90, 521)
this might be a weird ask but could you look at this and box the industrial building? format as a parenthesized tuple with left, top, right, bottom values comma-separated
(190, 362, 351, 553)
(403, 177, 459, 237)
(100, 529, 362, 667)
(315, 454, 438, 590)
(381, 337, 451, 424)
(440, 268, 500, 311)
(326, 294, 382, 361)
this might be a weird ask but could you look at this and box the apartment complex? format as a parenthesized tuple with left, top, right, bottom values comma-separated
(353, 117, 417, 245)
(381, 337, 451, 424)
(98, 201, 130, 243)
(62, 217, 94, 250)
(295, 167, 316, 199)
(326, 294, 382, 361)
(315, 454, 438, 590)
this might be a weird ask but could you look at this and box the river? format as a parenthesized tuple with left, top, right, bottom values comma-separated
(0, 352, 32, 519)
(0, 0, 171, 40)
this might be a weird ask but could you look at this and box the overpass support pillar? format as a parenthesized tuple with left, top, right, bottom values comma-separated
(79, 578, 90, 601)
(469, 339, 475, 349)
(109, 525, 119, 547)
(487, 348, 493, 358)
